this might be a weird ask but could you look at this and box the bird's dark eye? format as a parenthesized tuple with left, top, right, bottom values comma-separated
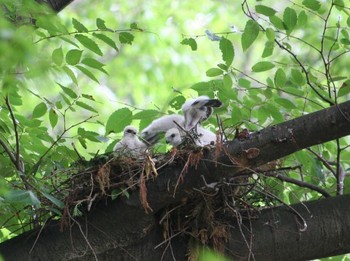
(171, 134, 175, 138)
(126, 129, 133, 133)
(199, 106, 206, 111)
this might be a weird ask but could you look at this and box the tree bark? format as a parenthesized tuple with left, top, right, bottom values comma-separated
(1, 101, 350, 260)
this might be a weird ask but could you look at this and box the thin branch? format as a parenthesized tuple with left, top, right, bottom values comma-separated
(306, 148, 336, 177)
(261, 171, 331, 198)
(5, 96, 23, 173)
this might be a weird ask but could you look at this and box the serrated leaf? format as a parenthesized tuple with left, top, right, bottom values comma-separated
(105, 108, 133, 134)
(169, 96, 186, 110)
(302, 0, 321, 11)
(96, 18, 107, 30)
(252, 61, 275, 72)
(49, 108, 58, 128)
(75, 65, 99, 83)
(65, 49, 83, 65)
(52, 47, 64, 66)
(75, 34, 103, 56)
(41, 192, 64, 209)
(274, 98, 296, 109)
(255, 5, 277, 16)
(57, 83, 78, 98)
(81, 58, 108, 74)
(76, 101, 98, 113)
(130, 22, 139, 30)
(72, 18, 88, 32)
(219, 37, 234, 67)
(262, 41, 274, 58)
(92, 33, 118, 51)
(62, 66, 78, 85)
(181, 38, 197, 51)
(274, 68, 287, 88)
(291, 69, 306, 85)
(119, 32, 134, 45)
(78, 127, 100, 142)
(32, 102, 47, 118)
(206, 68, 223, 77)
(133, 110, 160, 120)
(283, 7, 297, 33)
(241, 20, 260, 51)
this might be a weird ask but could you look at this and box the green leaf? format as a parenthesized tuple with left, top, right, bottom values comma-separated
(4, 190, 41, 206)
(65, 49, 83, 65)
(75, 65, 99, 83)
(181, 38, 197, 51)
(96, 18, 107, 30)
(283, 7, 297, 33)
(72, 18, 88, 32)
(57, 83, 78, 98)
(206, 68, 223, 77)
(133, 110, 160, 119)
(78, 137, 87, 149)
(78, 128, 100, 142)
(297, 11, 308, 28)
(105, 108, 133, 134)
(274, 68, 287, 88)
(241, 20, 260, 51)
(219, 38, 234, 67)
(266, 28, 275, 41)
(119, 32, 134, 45)
(75, 34, 103, 56)
(169, 96, 186, 110)
(302, 0, 321, 11)
(81, 58, 108, 74)
(130, 22, 139, 30)
(252, 61, 275, 72)
(269, 15, 285, 30)
(191, 81, 211, 92)
(82, 94, 95, 101)
(93, 33, 119, 51)
(291, 69, 306, 85)
(231, 106, 243, 125)
(41, 192, 64, 209)
(76, 101, 98, 113)
(49, 109, 58, 128)
(255, 5, 277, 16)
(274, 98, 297, 109)
(238, 78, 251, 88)
(223, 74, 233, 89)
(32, 102, 47, 118)
(52, 47, 64, 66)
(62, 66, 78, 85)
(338, 80, 350, 97)
(59, 36, 79, 48)
(262, 41, 274, 58)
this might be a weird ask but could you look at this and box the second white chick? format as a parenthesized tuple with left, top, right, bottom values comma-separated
(114, 125, 147, 157)
(165, 127, 216, 147)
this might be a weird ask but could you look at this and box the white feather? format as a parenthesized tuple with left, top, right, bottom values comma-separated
(181, 96, 221, 131)
(114, 125, 147, 156)
(141, 114, 185, 144)
(165, 128, 183, 147)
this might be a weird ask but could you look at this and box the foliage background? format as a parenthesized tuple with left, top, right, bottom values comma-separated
(1, 0, 350, 259)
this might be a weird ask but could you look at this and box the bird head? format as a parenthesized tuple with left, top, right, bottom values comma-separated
(123, 125, 137, 137)
(165, 128, 182, 147)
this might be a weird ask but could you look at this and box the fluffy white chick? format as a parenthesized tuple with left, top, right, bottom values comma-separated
(181, 96, 222, 131)
(141, 114, 185, 144)
(114, 125, 147, 156)
(165, 128, 183, 147)
(197, 126, 216, 146)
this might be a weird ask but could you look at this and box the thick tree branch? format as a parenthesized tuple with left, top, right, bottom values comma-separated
(1, 101, 350, 260)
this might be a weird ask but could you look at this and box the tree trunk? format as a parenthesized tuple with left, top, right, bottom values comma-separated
(1, 101, 350, 260)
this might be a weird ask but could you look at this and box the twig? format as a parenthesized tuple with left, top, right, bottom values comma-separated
(306, 148, 336, 177)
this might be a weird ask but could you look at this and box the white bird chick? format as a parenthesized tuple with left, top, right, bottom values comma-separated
(181, 96, 222, 131)
(165, 128, 183, 147)
(197, 126, 216, 146)
(114, 125, 147, 156)
(141, 114, 185, 144)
